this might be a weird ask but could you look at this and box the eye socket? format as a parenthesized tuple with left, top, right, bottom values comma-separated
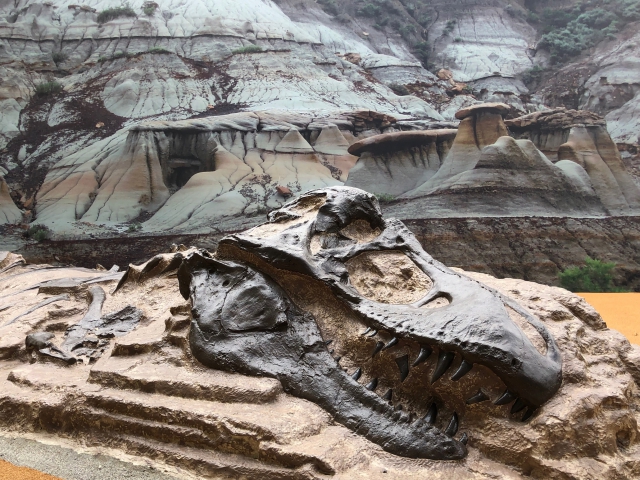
(221, 282, 287, 332)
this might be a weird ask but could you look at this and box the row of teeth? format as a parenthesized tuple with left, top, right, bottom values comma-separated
(328, 327, 536, 426)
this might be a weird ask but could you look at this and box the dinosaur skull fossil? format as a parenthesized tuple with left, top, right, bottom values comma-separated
(178, 186, 563, 460)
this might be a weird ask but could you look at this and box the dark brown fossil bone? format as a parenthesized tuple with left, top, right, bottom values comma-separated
(178, 186, 563, 460)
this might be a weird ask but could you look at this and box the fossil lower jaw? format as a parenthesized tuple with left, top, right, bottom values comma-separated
(325, 326, 540, 436)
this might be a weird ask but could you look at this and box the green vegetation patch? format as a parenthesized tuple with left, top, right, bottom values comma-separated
(35, 81, 63, 96)
(559, 257, 627, 293)
(97, 2, 137, 24)
(24, 224, 52, 242)
(232, 45, 264, 55)
(535, 0, 640, 63)
(521, 65, 546, 87)
(147, 47, 170, 54)
(375, 193, 396, 203)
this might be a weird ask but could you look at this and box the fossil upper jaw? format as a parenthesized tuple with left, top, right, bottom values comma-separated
(180, 186, 562, 461)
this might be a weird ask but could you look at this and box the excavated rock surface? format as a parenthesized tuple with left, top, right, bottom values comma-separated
(1, 230, 640, 478)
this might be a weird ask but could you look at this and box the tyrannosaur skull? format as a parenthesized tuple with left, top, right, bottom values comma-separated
(178, 187, 562, 460)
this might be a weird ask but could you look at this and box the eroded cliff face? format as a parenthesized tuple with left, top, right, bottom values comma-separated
(1, 0, 639, 241)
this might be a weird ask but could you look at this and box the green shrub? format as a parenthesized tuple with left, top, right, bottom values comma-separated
(526, 11, 540, 23)
(412, 41, 432, 69)
(454, 37, 463, 42)
(559, 257, 627, 292)
(399, 24, 417, 40)
(232, 45, 263, 55)
(375, 193, 396, 203)
(24, 224, 52, 242)
(443, 19, 456, 35)
(521, 65, 545, 85)
(142, 2, 157, 16)
(97, 3, 137, 24)
(619, 0, 640, 19)
(98, 51, 135, 62)
(52, 51, 67, 63)
(35, 81, 63, 96)
(536, 1, 640, 63)
(127, 223, 142, 233)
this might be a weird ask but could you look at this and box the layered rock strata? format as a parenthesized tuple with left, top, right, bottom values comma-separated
(34, 111, 371, 233)
(345, 129, 457, 198)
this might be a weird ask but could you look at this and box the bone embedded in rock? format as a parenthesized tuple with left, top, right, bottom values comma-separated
(345, 250, 433, 304)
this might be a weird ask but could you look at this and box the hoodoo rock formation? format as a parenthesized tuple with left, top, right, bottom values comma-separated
(345, 105, 640, 219)
(508, 109, 640, 215)
(9, 104, 637, 237)
(0, 188, 639, 479)
(345, 129, 457, 198)
(0, 175, 21, 224)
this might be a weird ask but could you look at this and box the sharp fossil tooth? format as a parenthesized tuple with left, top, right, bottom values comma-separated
(329, 349, 334, 355)
(522, 407, 536, 422)
(466, 389, 490, 405)
(431, 351, 455, 384)
(325, 340, 333, 346)
(361, 327, 371, 336)
(335, 356, 341, 363)
(365, 378, 378, 391)
(351, 368, 362, 381)
(382, 337, 398, 351)
(460, 432, 468, 445)
(494, 389, 517, 406)
(445, 413, 459, 437)
(423, 403, 437, 424)
(511, 398, 527, 414)
(382, 389, 393, 401)
(412, 345, 433, 367)
(395, 355, 410, 382)
(368, 329, 378, 337)
(372, 341, 384, 357)
(450, 359, 473, 381)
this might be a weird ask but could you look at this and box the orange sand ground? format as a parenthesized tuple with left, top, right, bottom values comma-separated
(0, 459, 61, 480)
(579, 293, 640, 345)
